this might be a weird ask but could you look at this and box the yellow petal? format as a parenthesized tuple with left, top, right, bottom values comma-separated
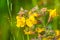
(16, 16, 25, 27)
(49, 9, 58, 18)
(26, 19, 33, 27)
(55, 30, 60, 36)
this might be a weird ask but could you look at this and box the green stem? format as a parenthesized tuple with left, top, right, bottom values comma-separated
(22, 34, 24, 40)
(27, 34, 29, 40)
(7, 0, 12, 25)
(17, 28, 20, 40)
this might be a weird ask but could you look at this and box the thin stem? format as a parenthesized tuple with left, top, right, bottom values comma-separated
(7, 0, 12, 25)
(27, 34, 29, 40)
(17, 28, 20, 40)
(22, 33, 24, 40)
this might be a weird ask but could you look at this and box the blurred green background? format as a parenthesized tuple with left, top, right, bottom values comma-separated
(0, 0, 60, 40)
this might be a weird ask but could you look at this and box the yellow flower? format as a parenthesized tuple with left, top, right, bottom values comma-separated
(16, 16, 25, 27)
(28, 10, 39, 17)
(36, 28, 44, 33)
(42, 37, 48, 40)
(48, 9, 58, 18)
(26, 15, 37, 27)
(55, 30, 60, 36)
(57, 38, 60, 40)
(16, 16, 20, 21)
(28, 11, 32, 15)
(26, 19, 33, 27)
(29, 16, 37, 24)
(32, 12, 39, 17)
(24, 30, 34, 35)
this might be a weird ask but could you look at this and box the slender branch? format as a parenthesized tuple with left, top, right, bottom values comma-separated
(27, 34, 29, 40)
(7, 0, 12, 25)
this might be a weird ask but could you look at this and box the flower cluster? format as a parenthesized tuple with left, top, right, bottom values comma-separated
(16, 6, 59, 40)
